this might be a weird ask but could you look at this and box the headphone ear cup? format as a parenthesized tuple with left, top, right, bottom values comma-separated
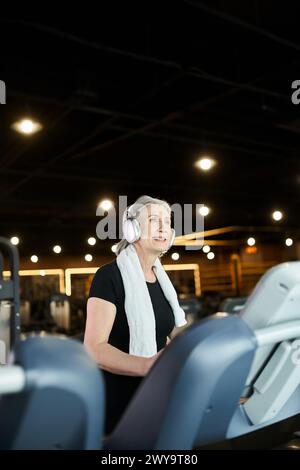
(123, 219, 135, 243)
(169, 228, 176, 249)
(123, 218, 141, 243)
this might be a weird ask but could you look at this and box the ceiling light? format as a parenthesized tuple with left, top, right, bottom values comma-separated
(98, 199, 113, 211)
(199, 205, 210, 217)
(11, 118, 42, 135)
(272, 210, 283, 221)
(247, 237, 256, 247)
(195, 157, 216, 171)
(10, 236, 19, 246)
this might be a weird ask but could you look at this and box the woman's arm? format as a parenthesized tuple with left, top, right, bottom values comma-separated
(84, 297, 160, 377)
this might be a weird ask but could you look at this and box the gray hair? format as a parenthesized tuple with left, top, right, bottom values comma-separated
(115, 195, 171, 256)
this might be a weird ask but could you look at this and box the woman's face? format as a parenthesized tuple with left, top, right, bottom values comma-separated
(136, 204, 172, 255)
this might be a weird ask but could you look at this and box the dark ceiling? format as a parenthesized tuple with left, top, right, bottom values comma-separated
(0, 1, 300, 257)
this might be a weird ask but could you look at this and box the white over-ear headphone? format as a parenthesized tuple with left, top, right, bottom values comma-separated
(122, 205, 176, 249)
(122, 205, 141, 243)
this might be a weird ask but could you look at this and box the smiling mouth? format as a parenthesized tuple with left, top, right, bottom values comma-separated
(153, 237, 167, 242)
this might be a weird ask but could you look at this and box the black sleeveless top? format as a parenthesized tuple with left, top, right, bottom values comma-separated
(88, 259, 175, 434)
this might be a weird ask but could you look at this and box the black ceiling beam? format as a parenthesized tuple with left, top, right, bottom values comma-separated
(2, 75, 265, 198)
(68, 123, 295, 163)
(10, 86, 292, 150)
(183, 0, 300, 53)
(0, 113, 126, 197)
(0, 94, 297, 204)
(70, 100, 296, 156)
(2, 19, 288, 101)
(0, 167, 299, 212)
(7, 90, 298, 161)
(0, 107, 74, 169)
(2, 69, 184, 180)
(8, 88, 297, 160)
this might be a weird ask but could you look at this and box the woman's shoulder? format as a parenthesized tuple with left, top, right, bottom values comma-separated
(89, 260, 123, 302)
(97, 259, 118, 274)
(94, 260, 122, 285)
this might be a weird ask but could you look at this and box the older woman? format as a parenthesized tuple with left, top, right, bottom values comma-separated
(84, 195, 186, 435)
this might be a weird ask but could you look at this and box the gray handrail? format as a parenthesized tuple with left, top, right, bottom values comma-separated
(255, 320, 300, 346)
(0, 365, 25, 394)
(0, 237, 20, 350)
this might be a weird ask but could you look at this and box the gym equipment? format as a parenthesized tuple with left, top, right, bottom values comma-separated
(105, 314, 255, 450)
(0, 237, 20, 364)
(29, 299, 57, 332)
(179, 297, 202, 318)
(3, 256, 300, 450)
(20, 300, 31, 327)
(50, 293, 71, 332)
(0, 237, 105, 450)
(49, 294, 85, 335)
(220, 296, 247, 314)
(173, 297, 203, 334)
(105, 261, 300, 450)
(0, 335, 105, 449)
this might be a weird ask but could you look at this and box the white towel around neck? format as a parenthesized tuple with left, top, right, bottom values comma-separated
(116, 244, 187, 357)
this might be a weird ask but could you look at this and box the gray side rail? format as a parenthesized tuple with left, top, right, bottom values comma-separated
(0, 237, 20, 349)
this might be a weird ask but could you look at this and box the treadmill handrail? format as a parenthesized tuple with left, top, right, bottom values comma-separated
(0, 366, 25, 394)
